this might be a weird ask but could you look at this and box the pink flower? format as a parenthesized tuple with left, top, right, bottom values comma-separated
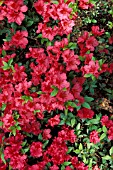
(30, 142, 43, 158)
(86, 36, 99, 51)
(91, 26, 105, 36)
(90, 130, 100, 144)
(48, 115, 60, 127)
(34, 0, 44, 15)
(108, 127, 113, 140)
(57, 3, 72, 20)
(77, 108, 94, 119)
(42, 129, 51, 140)
(81, 60, 100, 77)
(2, 114, 15, 131)
(108, 35, 113, 44)
(50, 165, 59, 170)
(92, 165, 100, 170)
(10, 31, 28, 49)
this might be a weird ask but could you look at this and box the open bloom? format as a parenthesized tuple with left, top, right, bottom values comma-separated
(90, 130, 100, 144)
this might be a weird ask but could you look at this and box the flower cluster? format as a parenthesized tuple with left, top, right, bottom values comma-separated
(0, 0, 113, 169)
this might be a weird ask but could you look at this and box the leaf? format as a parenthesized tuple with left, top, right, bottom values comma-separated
(66, 101, 77, 108)
(84, 73, 92, 78)
(71, 118, 76, 127)
(43, 140, 49, 149)
(1, 152, 6, 164)
(109, 146, 113, 155)
(8, 58, 13, 66)
(73, 149, 80, 154)
(2, 50, 6, 57)
(0, 121, 3, 126)
(82, 102, 91, 109)
(88, 158, 93, 168)
(1, 103, 6, 111)
(68, 42, 77, 49)
(26, 20, 34, 27)
(102, 126, 107, 133)
(102, 155, 111, 160)
(63, 162, 71, 166)
(16, 126, 21, 130)
(100, 133, 106, 140)
(84, 96, 94, 102)
(51, 87, 58, 97)
(2, 61, 9, 70)
(76, 123, 81, 130)
(79, 143, 83, 150)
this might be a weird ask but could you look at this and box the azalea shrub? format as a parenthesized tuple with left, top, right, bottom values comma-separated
(0, 0, 113, 169)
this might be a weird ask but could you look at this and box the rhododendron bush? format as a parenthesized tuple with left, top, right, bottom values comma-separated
(0, 0, 113, 169)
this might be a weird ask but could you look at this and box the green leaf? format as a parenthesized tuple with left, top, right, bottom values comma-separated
(84, 96, 94, 102)
(0, 121, 3, 127)
(73, 149, 80, 154)
(16, 126, 21, 130)
(43, 140, 49, 149)
(109, 146, 113, 155)
(2, 61, 9, 70)
(100, 133, 106, 140)
(2, 50, 6, 57)
(84, 73, 92, 78)
(68, 42, 77, 49)
(66, 101, 77, 108)
(71, 118, 76, 127)
(79, 143, 83, 150)
(1, 103, 6, 111)
(102, 155, 111, 160)
(79, 56, 85, 61)
(82, 102, 91, 109)
(37, 34, 42, 38)
(76, 123, 81, 130)
(63, 162, 71, 166)
(88, 158, 93, 168)
(8, 58, 13, 66)
(1, 153, 6, 164)
(26, 20, 34, 27)
(102, 126, 107, 133)
(12, 128, 16, 136)
(51, 87, 58, 97)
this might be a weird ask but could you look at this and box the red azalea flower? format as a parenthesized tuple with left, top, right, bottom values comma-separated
(92, 165, 100, 170)
(90, 130, 100, 144)
(91, 26, 105, 36)
(85, 36, 99, 51)
(10, 30, 28, 49)
(30, 142, 43, 158)
(108, 127, 113, 140)
(48, 115, 60, 127)
(42, 129, 51, 140)
(77, 108, 94, 119)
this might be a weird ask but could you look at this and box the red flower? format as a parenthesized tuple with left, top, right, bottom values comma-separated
(90, 130, 100, 144)
(50, 165, 59, 170)
(92, 165, 100, 170)
(30, 142, 43, 158)
(81, 60, 100, 77)
(77, 108, 94, 119)
(86, 36, 99, 51)
(91, 26, 105, 36)
(34, 0, 44, 15)
(48, 115, 60, 127)
(57, 3, 72, 20)
(108, 35, 113, 44)
(10, 30, 28, 49)
(108, 127, 113, 140)
(42, 129, 51, 140)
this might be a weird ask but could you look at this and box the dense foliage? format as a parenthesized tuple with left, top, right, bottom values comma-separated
(0, 0, 113, 169)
